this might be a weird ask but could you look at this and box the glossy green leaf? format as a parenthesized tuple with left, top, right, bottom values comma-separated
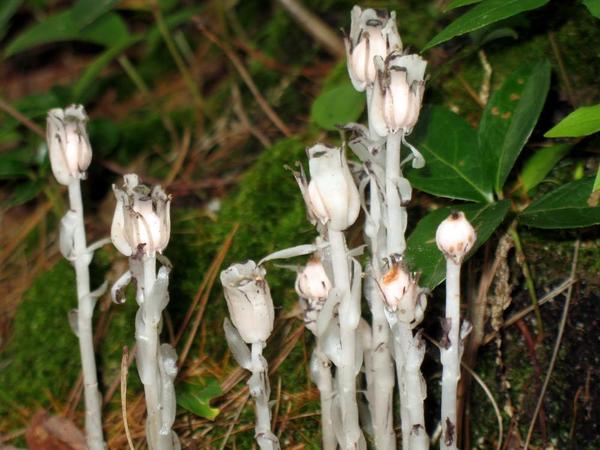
(424, 0, 549, 50)
(0, 0, 22, 40)
(310, 82, 365, 131)
(5, 10, 129, 57)
(406, 200, 510, 289)
(479, 60, 551, 193)
(80, 13, 130, 47)
(544, 104, 600, 138)
(583, 0, 600, 18)
(519, 144, 571, 193)
(405, 106, 493, 203)
(519, 178, 600, 228)
(177, 380, 222, 420)
(446, 0, 483, 10)
(71, 0, 120, 27)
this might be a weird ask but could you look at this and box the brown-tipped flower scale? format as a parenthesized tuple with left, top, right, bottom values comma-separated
(46, 105, 92, 186)
(435, 211, 476, 265)
(111, 174, 171, 258)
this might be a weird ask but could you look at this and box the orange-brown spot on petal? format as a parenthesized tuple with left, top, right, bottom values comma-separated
(382, 264, 399, 285)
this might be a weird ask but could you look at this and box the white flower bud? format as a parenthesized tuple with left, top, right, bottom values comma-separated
(295, 256, 332, 301)
(306, 144, 361, 231)
(220, 260, 275, 344)
(370, 52, 427, 137)
(46, 105, 93, 185)
(345, 6, 402, 91)
(111, 174, 171, 257)
(380, 259, 420, 323)
(435, 211, 477, 264)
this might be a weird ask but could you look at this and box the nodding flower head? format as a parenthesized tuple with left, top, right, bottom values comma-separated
(435, 211, 476, 265)
(370, 52, 427, 137)
(46, 105, 92, 185)
(220, 260, 275, 344)
(344, 6, 402, 91)
(305, 144, 361, 231)
(379, 257, 421, 323)
(295, 256, 332, 302)
(111, 174, 171, 258)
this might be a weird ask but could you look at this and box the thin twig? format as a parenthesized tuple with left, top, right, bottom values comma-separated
(482, 278, 575, 346)
(196, 23, 293, 138)
(523, 239, 580, 449)
(275, 0, 345, 58)
(548, 32, 577, 107)
(165, 128, 192, 185)
(121, 346, 135, 450)
(0, 96, 45, 138)
(178, 225, 239, 365)
(219, 394, 250, 450)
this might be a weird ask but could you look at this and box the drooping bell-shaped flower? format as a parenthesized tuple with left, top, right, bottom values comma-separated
(111, 174, 171, 258)
(304, 144, 361, 231)
(345, 6, 402, 92)
(220, 260, 275, 344)
(380, 258, 421, 323)
(295, 256, 332, 302)
(436, 211, 477, 264)
(46, 105, 93, 185)
(370, 52, 427, 137)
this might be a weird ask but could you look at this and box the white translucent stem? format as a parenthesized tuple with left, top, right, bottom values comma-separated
(328, 229, 363, 449)
(67, 180, 105, 450)
(385, 132, 405, 255)
(391, 330, 410, 450)
(399, 328, 429, 450)
(138, 256, 174, 450)
(250, 342, 280, 450)
(441, 260, 461, 450)
(314, 346, 337, 450)
(366, 181, 396, 450)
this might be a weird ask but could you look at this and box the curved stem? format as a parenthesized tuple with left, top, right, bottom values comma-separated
(385, 131, 405, 255)
(68, 180, 105, 450)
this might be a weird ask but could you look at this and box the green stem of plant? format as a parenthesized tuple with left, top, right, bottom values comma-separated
(509, 224, 544, 338)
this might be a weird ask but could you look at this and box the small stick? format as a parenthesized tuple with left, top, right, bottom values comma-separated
(121, 346, 135, 450)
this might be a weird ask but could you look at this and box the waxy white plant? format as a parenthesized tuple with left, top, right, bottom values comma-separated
(220, 260, 280, 450)
(47, 105, 107, 450)
(111, 174, 180, 450)
(436, 212, 476, 450)
(296, 256, 337, 450)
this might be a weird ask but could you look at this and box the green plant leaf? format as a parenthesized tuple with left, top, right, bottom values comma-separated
(544, 104, 600, 137)
(583, 0, 600, 18)
(518, 144, 571, 193)
(519, 178, 600, 228)
(478, 60, 551, 194)
(4, 180, 43, 207)
(71, 0, 120, 27)
(4, 10, 129, 57)
(0, 0, 22, 40)
(406, 200, 510, 289)
(0, 152, 30, 179)
(446, 0, 483, 10)
(310, 82, 365, 131)
(424, 0, 549, 50)
(73, 36, 140, 101)
(405, 106, 493, 203)
(176, 380, 222, 420)
(4, 11, 76, 56)
(80, 12, 130, 47)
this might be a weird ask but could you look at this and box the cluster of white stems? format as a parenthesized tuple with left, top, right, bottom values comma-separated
(222, 5, 477, 450)
(48, 107, 179, 449)
(46, 5, 478, 450)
